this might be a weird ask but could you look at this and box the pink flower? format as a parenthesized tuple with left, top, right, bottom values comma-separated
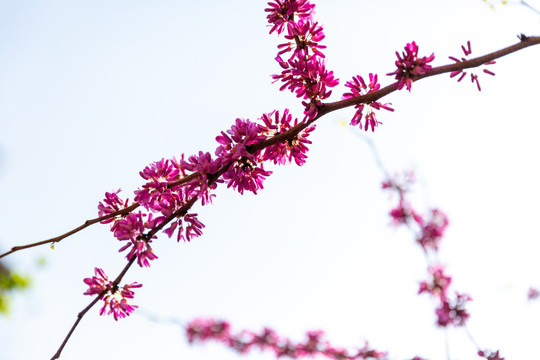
(215, 118, 267, 164)
(389, 199, 423, 227)
(273, 55, 338, 119)
(449, 41, 496, 91)
(111, 212, 159, 267)
(417, 209, 449, 252)
(98, 189, 129, 224)
(435, 292, 472, 327)
(83, 268, 142, 321)
(528, 287, 539, 300)
(163, 212, 205, 242)
(387, 41, 434, 91)
(265, 0, 315, 35)
(342, 73, 394, 132)
(260, 109, 315, 166)
(134, 158, 185, 214)
(279, 19, 326, 59)
(181, 151, 222, 205)
(418, 264, 452, 298)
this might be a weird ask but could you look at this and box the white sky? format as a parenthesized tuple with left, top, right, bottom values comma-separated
(1, 1, 540, 359)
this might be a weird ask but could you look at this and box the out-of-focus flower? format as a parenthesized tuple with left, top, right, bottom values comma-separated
(417, 209, 449, 252)
(478, 350, 504, 360)
(435, 292, 472, 327)
(528, 287, 539, 300)
(419, 264, 452, 298)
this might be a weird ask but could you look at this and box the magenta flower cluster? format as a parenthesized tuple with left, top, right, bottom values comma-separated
(342, 74, 394, 132)
(83, 267, 142, 321)
(266, 0, 339, 119)
(449, 41, 496, 91)
(387, 41, 435, 91)
(186, 318, 388, 360)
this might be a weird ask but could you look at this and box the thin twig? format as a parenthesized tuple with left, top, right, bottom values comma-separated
(0, 203, 140, 259)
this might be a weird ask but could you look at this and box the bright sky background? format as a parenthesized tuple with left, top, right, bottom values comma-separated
(1, 1, 540, 359)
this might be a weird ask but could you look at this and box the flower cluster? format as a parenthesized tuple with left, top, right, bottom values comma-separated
(342, 74, 394, 132)
(383, 171, 471, 328)
(267, 0, 339, 119)
(83, 267, 142, 321)
(387, 41, 434, 91)
(186, 318, 387, 360)
(449, 41, 496, 91)
(260, 109, 315, 166)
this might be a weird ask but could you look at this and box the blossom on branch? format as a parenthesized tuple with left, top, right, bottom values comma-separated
(449, 41, 496, 91)
(83, 267, 142, 320)
(342, 73, 394, 132)
(181, 151, 221, 205)
(265, 0, 315, 35)
(97, 189, 129, 223)
(134, 158, 185, 214)
(387, 41, 434, 91)
(260, 109, 315, 166)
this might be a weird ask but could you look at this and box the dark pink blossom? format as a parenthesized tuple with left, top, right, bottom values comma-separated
(417, 209, 449, 252)
(273, 55, 338, 119)
(98, 189, 129, 224)
(449, 41, 496, 91)
(83, 267, 142, 321)
(389, 199, 423, 227)
(111, 212, 159, 267)
(181, 151, 222, 205)
(260, 109, 315, 166)
(134, 158, 185, 213)
(223, 160, 272, 195)
(265, 0, 315, 35)
(387, 41, 434, 91)
(215, 118, 267, 164)
(435, 292, 472, 327)
(342, 73, 394, 132)
(279, 19, 326, 59)
(419, 265, 452, 298)
(163, 212, 205, 242)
